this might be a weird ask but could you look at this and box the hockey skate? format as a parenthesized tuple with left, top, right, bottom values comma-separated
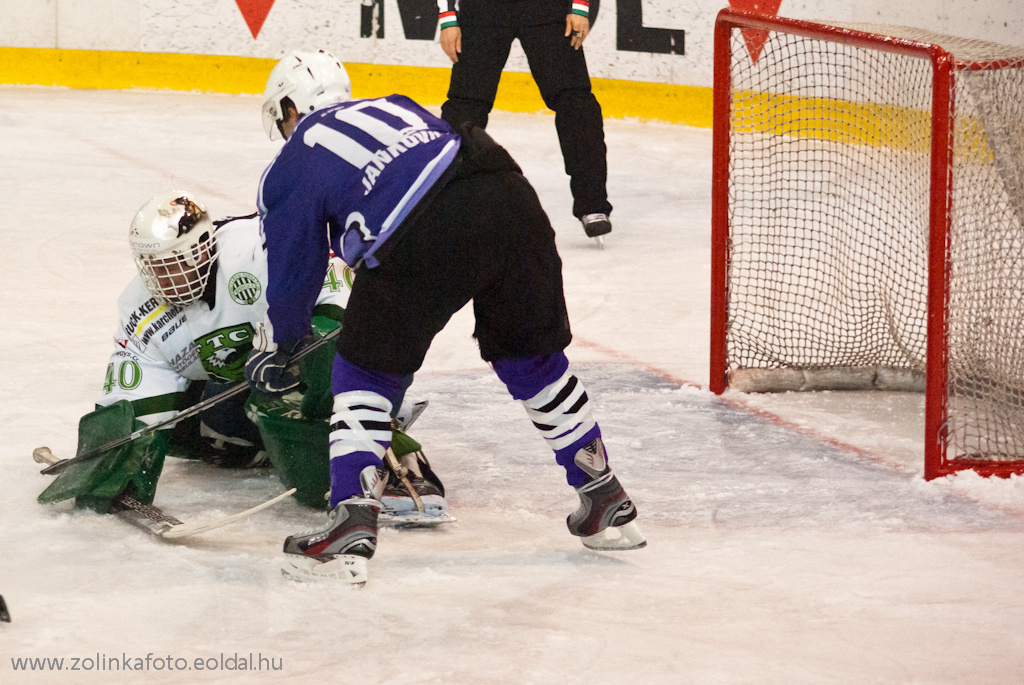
(580, 213, 612, 249)
(567, 438, 646, 551)
(380, 448, 455, 527)
(281, 466, 384, 585)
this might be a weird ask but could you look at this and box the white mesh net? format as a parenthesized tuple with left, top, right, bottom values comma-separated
(723, 21, 1024, 465)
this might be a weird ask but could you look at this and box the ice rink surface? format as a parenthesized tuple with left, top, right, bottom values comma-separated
(1, 86, 1022, 683)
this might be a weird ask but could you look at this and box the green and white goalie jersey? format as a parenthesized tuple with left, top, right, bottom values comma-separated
(98, 214, 351, 425)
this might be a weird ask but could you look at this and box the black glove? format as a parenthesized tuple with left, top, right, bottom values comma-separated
(245, 344, 301, 395)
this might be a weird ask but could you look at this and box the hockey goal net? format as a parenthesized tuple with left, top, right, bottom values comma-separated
(711, 9, 1024, 479)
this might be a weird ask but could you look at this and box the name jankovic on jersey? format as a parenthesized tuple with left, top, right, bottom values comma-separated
(362, 129, 444, 195)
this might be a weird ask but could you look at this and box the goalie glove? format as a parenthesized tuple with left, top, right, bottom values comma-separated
(245, 348, 301, 395)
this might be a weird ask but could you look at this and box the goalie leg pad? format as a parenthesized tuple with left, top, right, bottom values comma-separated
(246, 390, 331, 509)
(248, 370, 439, 511)
(38, 401, 167, 512)
(296, 314, 344, 420)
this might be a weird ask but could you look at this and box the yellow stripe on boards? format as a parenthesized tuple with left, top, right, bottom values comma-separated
(0, 46, 713, 127)
(731, 89, 993, 161)
(0, 47, 276, 93)
(344, 63, 452, 104)
(593, 78, 712, 127)
(2, 46, 996, 150)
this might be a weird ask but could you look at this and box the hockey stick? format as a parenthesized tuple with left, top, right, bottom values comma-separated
(33, 447, 295, 538)
(40, 326, 342, 475)
(383, 446, 426, 514)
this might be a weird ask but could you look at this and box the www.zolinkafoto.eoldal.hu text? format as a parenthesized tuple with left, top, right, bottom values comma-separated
(10, 652, 283, 672)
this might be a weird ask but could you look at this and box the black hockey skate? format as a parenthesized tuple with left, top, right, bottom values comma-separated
(281, 466, 385, 584)
(567, 438, 646, 551)
(381, 448, 454, 527)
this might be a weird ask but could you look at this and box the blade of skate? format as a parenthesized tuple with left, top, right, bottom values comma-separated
(379, 510, 456, 528)
(379, 492, 455, 528)
(280, 555, 368, 585)
(581, 521, 647, 551)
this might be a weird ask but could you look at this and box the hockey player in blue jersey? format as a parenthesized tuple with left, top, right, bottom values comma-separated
(248, 50, 645, 582)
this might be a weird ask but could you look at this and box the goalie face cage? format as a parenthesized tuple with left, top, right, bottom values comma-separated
(710, 9, 1024, 480)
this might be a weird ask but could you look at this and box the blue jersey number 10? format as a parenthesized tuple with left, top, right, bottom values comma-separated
(301, 98, 430, 169)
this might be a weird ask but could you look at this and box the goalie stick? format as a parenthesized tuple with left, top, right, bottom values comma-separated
(40, 326, 342, 476)
(33, 447, 295, 539)
(379, 446, 457, 528)
(384, 442, 425, 514)
(381, 405, 457, 527)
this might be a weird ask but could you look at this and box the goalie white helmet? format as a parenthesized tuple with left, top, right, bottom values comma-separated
(262, 49, 352, 140)
(129, 190, 217, 307)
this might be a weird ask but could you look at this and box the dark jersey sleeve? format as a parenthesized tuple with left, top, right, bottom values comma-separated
(257, 96, 460, 346)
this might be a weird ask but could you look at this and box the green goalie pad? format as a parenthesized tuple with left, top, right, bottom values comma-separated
(245, 314, 339, 509)
(245, 314, 423, 509)
(245, 398, 331, 509)
(297, 313, 344, 421)
(37, 400, 167, 512)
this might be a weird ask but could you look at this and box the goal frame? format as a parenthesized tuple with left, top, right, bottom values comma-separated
(710, 8, 1024, 480)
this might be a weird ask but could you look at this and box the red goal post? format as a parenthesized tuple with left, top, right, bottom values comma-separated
(710, 9, 1024, 479)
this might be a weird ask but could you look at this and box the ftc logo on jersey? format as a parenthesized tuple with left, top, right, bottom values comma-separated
(228, 272, 262, 305)
(196, 324, 255, 382)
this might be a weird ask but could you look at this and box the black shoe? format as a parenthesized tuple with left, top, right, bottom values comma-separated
(581, 213, 612, 238)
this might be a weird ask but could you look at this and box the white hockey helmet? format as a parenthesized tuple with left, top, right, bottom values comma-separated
(129, 190, 218, 307)
(262, 49, 352, 140)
